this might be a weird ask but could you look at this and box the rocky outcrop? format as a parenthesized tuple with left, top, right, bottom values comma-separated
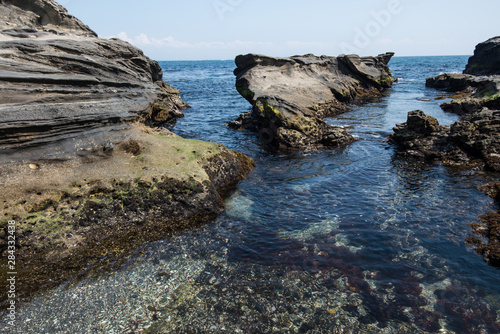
(0, 0, 189, 163)
(415, 37, 500, 171)
(426, 73, 500, 115)
(464, 36, 500, 76)
(466, 181, 500, 267)
(399, 37, 500, 267)
(229, 53, 396, 149)
(0, 0, 255, 303)
(425, 73, 476, 93)
(390, 109, 500, 171)
(426, 37, 500, 116)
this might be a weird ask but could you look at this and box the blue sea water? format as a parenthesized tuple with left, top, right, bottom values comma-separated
(159, 56, 500, 332)
(4, 56, 500, 333)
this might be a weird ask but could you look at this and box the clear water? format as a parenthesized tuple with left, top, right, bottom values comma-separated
(3, 56, 500, 333)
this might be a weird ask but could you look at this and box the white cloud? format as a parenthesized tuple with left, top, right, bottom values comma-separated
(112, 32, 274, 50)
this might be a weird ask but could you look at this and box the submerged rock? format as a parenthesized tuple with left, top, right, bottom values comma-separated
(466, 181, 500, 267)
(230, 52, 396, 149)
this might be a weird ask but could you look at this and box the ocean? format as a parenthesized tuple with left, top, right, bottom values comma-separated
(4, 56, 500, 333)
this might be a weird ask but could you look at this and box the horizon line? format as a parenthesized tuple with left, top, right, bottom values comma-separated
(156, 54, 473, 62)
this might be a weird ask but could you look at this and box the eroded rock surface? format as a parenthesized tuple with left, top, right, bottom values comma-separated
(464, 36, 500, 76)
(390, 109, 500, 171)
(0, 0, 189, 163)
(230, 53, 396, 149)
(0, 0, 255, 303)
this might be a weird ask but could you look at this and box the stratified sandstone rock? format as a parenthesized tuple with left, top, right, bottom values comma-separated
(0, 0, 256, 302)
(0, 0, 189, 163)
(230, 53, 396, 149)
(464, 36, 500, 76)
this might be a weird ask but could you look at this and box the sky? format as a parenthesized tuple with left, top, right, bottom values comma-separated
(60, 0, 500, 61)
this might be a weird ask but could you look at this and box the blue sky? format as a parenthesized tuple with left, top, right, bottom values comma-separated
(61, 0, 500, 61)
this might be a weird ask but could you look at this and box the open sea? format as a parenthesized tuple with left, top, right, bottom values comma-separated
(3, 56, 500, 333)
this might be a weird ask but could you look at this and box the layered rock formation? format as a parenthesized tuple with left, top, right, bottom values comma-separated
(0, 0, 190, 162)
(229, 53, 396, 149)
(0, 0, 255, 303)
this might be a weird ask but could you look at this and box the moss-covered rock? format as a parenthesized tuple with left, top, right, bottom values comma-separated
(0, 127, 255, 306)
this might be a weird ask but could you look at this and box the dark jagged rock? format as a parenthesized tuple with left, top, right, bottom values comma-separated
(390, 110, 452, 161)
(390, 109, 500, 171)
(230, 52, 396, 149)
(419, 37, 500, 170)
(464, 36, 500, 76)
(426, 37, 500, 116)
(465, 181, 500, 267)
(425, 73, 476, 92)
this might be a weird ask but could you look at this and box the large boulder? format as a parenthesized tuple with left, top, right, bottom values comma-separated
(230, 53, 396, 149)
(464, 36, 500, 76)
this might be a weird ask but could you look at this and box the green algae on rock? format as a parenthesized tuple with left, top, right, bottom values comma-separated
(0, 127, 255, 305)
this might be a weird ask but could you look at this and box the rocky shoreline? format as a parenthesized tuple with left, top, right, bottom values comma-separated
(390, 36, 500, 267)
(2, 1, 500, 318)
(0, 0, 254, 304)
(229, 52, 396, 149)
